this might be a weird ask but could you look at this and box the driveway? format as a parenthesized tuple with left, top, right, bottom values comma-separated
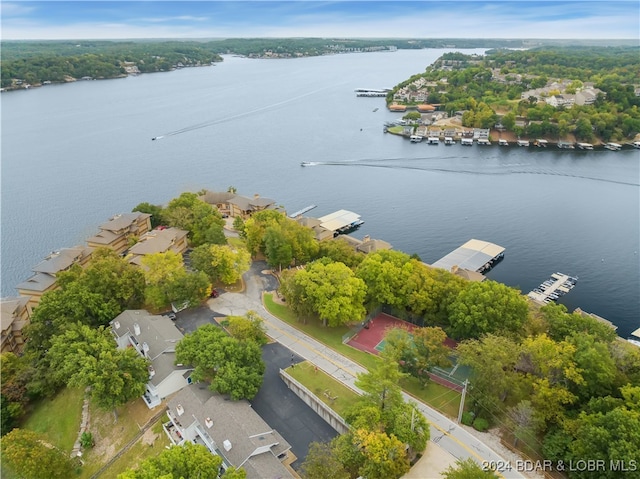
(251, 342, 338, 469)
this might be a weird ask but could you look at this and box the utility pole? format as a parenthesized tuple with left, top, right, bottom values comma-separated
(457, 379, 469, 423)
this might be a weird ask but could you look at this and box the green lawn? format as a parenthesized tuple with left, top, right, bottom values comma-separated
(286, 361, 359, 417)
(264, 293, 464, 418)
(21, 386, 86, 452)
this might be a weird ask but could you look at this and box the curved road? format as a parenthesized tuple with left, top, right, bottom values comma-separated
(209, 262, 526, 479)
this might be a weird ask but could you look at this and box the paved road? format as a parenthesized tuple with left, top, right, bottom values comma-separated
(210, 261, 526, 479)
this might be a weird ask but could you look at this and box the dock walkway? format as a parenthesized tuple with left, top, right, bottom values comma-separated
(527, 272, 577, 304)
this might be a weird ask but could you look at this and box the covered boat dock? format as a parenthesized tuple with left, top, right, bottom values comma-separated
(317, 210, 364, 236)
(431, 239, 505, 274)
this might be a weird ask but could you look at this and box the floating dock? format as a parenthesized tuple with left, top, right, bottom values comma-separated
(431, 239, 505, 274)
(288, 204, 317, 218)
(527, 272, 577, 304)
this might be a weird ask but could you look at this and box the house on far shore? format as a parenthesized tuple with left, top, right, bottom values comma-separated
(110, 310, 192, 409)
(87, 212, 152, 255)
(1, 297, 31, 354)
(126, 227, 189, 267)
(165, 383, 295, 478)
(16, 245, 93, 312)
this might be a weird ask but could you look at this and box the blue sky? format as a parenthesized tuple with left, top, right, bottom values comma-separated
(2, 1, 639, 40)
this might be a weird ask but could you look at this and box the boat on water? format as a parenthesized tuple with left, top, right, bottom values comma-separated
(373, 108, 379, 112)
(517, 140, 530, 147)
(427, 137, 439, 145)
(498, 139, 509, 146)
(444, 137, 455, 145)
(633, 141, 640, 149)
(557, 141, 575, 149)
(604, 142, 622, 151)
(300, 162, 318, 167)
(477, 138, 491, 146)
(461, 138, 473, 146)
(535, 139, 548, 147)
(410, 135, 423, 143)
(628, 327, 640, 348)
(577, 142, 594, 150)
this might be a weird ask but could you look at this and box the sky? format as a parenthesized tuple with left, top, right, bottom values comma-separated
(1, 1, 639, 40)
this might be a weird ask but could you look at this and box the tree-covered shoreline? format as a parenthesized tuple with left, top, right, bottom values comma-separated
(2, 38, 637, 90)
(387, 46, 640, 143)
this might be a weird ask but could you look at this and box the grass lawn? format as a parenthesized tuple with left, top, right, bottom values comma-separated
(264, 293, 380, 371)
(264, 293, 464, 418)
(21, 386, 85, 453)
(286, 361, 359, 417)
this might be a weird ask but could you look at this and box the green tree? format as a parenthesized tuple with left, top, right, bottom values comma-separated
(442, 457, 499, 478)
(447, 280, 528, 339)
(458, 334, 524, 418)
(243, 210, 286, 256)
(226, 311, 268, 345)
(356, 250, 411, 309)
(352, 428, 410, 479)
(281, 259, 366, 327)
(175, 324, 265, 400)
(316, 237, 364, 268)
(164, 192, 226, 246)
(132, 202, 166, 228)
(264, 225, 293, 270)
(299, 441, 350, 479)
(412, 326, 452, 384)
(0, 428, 75, 479)
(141, 251, 208, 309)
(118, 443, 224, 479)
(81, 248, 146, 310)
(567, 386, 640, 479)
(47, 323, 149, 410)
(221, 466, 247, 479)
(191, 243, 251, 285)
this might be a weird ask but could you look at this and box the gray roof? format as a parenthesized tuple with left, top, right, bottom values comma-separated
(31, 246, 91, 274)
(87, 229, 121, 245)
(169, 384, 293, 478)
(199, 190, 236, 205)
(99, 212, 151, 232)
(431, 239, 504, 273)
(127, 228, 188, 256)
(110, 310, 183, 360)
(16, 273, 57, 292)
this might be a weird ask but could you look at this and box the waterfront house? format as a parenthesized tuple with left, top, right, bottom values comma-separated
(126, 227, 189, 267)
(16, 245, 93, 311)
(1, 297, 31, 354)
(199, 190, 278, 219)
(87, 212, 152, 255)
(165, 383, 294, 478)
(295, 217, 334, 241)
(110, 310, 192, 409)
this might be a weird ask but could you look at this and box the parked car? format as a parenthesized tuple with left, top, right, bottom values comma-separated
(210, 289, 219, 298)
(167, 312, 177, 321)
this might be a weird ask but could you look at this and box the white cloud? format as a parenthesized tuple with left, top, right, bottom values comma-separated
(0, 2, 36, 17)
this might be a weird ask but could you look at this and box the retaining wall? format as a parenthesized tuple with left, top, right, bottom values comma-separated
(279, 369, 350, 434)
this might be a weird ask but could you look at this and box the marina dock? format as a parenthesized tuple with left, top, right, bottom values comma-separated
(317, 209, 364, 237)
(527, 272, 577, 304)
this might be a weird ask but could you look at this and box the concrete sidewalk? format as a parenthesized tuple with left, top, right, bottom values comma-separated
(209, 263, 526, 479)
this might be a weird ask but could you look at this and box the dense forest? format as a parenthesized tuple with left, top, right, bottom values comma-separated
(388, 46, 640, 142)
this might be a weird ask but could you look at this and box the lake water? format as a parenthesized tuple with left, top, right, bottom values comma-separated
(2, 49, 639, 337)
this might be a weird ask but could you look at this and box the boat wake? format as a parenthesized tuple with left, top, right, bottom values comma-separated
(152, 82, 347, 140)
(305, 157, 639, 187)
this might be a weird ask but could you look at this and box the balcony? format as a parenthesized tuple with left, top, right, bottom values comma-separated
(163, 421, 184, 445)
